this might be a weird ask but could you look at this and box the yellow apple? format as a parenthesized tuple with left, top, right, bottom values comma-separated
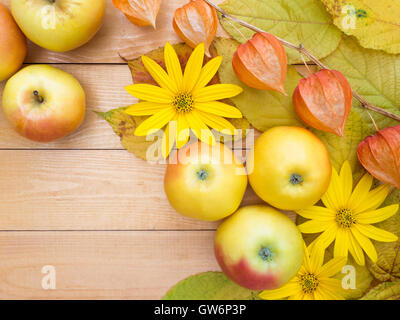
(0, 3, 26, 81)
(164, 142, 248, 221)
(2, 64, 86, 142)
(215, 205, 304, 290)
(10, 0, 105, 52)
(248, 126, 331, 211)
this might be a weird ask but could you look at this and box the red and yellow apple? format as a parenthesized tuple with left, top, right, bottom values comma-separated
(10, 0, 105, 52)
(248, 126, 331, 211)
(0, 3, 26, 81)
(164, 141, 248, 221)
(215, 205, 304, 290)
(2, 64, 86, 142)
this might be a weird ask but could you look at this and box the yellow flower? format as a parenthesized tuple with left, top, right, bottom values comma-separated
(297, 161, 399, 266)
(124, 42, 243, 158)
(260, 245, 346, 300)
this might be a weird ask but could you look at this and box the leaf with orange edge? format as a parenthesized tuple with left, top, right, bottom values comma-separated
(112, 0, 161, 28)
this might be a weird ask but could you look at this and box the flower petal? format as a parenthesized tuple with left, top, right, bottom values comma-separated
(196, 111, 237, 135)
(340, 161, 353, 205)
(185, 111, 215, 146)
(348, 173, 373, 210)
(176, 114, 190, 149)
(134, 107, 176, 136)
(259, 280, 300, 300)
(183, 43, 204, 92)
(165, 42, 183, 90)
(351, 227, 378, 263)
(333, 228, 349, 260)
(318, 256, 347, 278)
(125, 84, 173, 103)
(162, 120, 177, 159)
(296, 206, 336, 222)
(125, 102, 170, 116)
(348, 232, 365, 265)
(192, 56, 223, 93)
(356, 204, 399, 224)
(141, 55, 178, 94)
(321, 167, 341, 211)
(194, 84, 243, 102)
(298, 220, 331, 233)
(308, 223, 337, 253)
(354, 224, 398, 242)
(318, 282, 345, 300)
(195, 101, 242, 118)
(353, 184, 391, 213)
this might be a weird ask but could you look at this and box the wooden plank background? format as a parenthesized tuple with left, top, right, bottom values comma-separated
(0, 0, 295, 299)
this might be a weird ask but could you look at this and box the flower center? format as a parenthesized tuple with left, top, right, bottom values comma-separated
(299, 273, 319, 294)
(336, 208, 356, 228)
(172, 93, 194, 113)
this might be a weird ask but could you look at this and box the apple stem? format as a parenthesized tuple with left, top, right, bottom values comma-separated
(197, 169, 208, 181)
(259, 247, 273, 262)
(290, 173, 303, 185)
(33, 90, 44, 103)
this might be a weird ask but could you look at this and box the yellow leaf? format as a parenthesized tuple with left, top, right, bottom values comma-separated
(322, 0, 400, 54)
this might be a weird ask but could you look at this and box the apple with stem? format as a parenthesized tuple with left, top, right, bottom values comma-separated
(2, 65, 86, 142)
(10, 0, 105, 52)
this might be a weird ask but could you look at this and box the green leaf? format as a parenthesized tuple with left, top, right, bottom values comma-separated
(367, 189, 400, 282)
(214, 37, 303, 131)
(321, 36, 400, 130)
(321, 0, 400, 54)
(95, 108, 163, 161)
(312, 107, 374, 177)
(361, 281, 400, 300)
(163, 272, 261, 300)
(219, 0, 342, 64)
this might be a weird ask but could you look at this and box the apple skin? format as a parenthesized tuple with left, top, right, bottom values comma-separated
(164, 142, 248, 221)
(2, 64, 86, 142)
(214, 205, 304, 290)
(10, 0, 105, 52)
(247, 126, 331, 211)
(0, 4, 26, 81)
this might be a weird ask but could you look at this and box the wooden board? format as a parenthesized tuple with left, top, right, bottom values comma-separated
(0, 0, 294, 299)
(0, 231, 218, 299)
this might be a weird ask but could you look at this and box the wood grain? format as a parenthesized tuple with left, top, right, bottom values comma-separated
(0, 149, 268, 230)
(0, 0, 228, 63)
(0, 231, 219, 299)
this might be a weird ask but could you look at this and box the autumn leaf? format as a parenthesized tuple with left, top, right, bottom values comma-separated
(361, 281, 400, 300)
(321, 36, 400, 130)
(322, 0, 400, 54)
(163, 272, 261, 300)
(219, 0, 342, 64)
(214, 37, 303, 131)
(367, 189, 400, 282)
(312, 107, 374, 178)
(95, 108, 163, 161)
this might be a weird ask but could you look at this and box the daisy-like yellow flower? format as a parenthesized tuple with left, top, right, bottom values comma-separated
(260, 245, 346, 300)
(297, 161, 399, 266)
(124, 42, 243, 158)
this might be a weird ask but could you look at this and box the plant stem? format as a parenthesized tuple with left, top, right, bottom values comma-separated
(204, 0, 400, 123)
